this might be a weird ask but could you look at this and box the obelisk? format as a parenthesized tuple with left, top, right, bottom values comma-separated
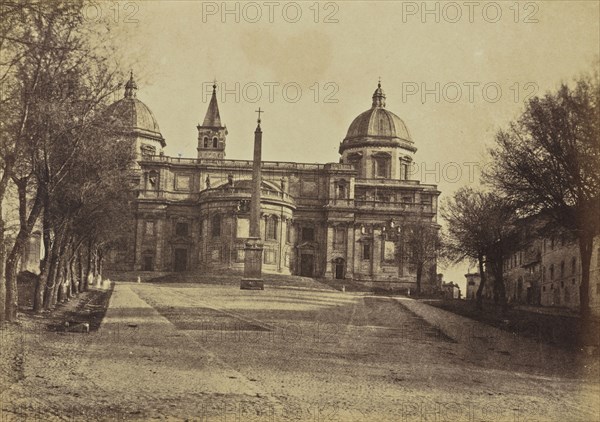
(241, 108, 265, 290)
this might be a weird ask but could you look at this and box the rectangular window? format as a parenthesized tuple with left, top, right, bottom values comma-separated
(175, 222, 188, 237)
(334, 226, 345, 246)
(212, 215, 221, 238)
(301, 227, 315, 242)
(384, 241, 395, 263)
(286, 222, 292, 243)
(363, 243, 371, 260)
(145, 221, 154, 236)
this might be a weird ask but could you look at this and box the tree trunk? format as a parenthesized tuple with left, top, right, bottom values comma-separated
(476, 253, 486, 310)
(43, 229, 64, 310)
(578, 234, 593, 321)
(416, 264, 422, 295)
(490, 252, 508, 315)
(78, 250, 85, 292)
(85, 239, 93, 291)
(0, 214, 6, 323)
(0, 155, 15, 323)
(34, 203, 52, 312)
(5, 180, 44, 321)
(69, 253, 78, 297)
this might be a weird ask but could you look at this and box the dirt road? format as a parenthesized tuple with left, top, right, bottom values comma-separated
(1, 282, 598, 421)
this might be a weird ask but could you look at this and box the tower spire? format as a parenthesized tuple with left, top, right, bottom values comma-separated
(202, 81, 222, 127)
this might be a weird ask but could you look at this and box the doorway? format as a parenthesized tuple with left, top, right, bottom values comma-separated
(174, 248, 187, 272)
(300, 253, 314, 277)
(334, 258, 345, 279)
(143, 256, 154, 271)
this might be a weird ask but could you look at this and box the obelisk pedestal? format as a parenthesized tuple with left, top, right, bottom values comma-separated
(241, 237, 264, 290)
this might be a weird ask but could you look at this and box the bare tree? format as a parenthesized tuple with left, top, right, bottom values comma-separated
(442, 187, 519, 311)
(0, 0, 125, 319)
(441, 187, 493, 309)
(401, 218, 441, 295)
(486, 70, 600, 319)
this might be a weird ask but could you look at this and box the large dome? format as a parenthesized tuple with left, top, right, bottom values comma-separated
(105, 74, 165, 146)
(340, 83, 415, 154)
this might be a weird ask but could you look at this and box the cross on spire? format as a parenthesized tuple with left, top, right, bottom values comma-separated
(256, 107, 264, 124)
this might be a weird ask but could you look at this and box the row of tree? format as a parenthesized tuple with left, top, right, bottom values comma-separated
(442, 66, 599, 319)
(0, 1, 135, 322)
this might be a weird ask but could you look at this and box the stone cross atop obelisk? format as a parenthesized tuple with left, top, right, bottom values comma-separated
(241, 108, 265, 290)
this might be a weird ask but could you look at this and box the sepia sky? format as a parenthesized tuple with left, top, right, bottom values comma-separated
(109, 0, 599, 288)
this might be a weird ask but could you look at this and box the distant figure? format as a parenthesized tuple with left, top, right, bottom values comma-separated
(228, 174, 234, 186)
(205, 175, 211, 189)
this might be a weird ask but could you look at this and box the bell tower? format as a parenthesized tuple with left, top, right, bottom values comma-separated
(197, 82, 227, 160)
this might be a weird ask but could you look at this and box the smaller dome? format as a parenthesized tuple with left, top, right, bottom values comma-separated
(105, 73, 165, 146)
(345, 108, 411, 142)
(339, 82, 415, 154)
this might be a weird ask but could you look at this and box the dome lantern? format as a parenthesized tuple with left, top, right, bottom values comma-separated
(124, 71, 138, 99)
(372, 79, 386, 108)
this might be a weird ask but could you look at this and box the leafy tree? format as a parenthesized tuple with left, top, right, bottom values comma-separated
(486, 70, 600, 318)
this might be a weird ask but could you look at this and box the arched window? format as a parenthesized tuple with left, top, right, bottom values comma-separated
(550, 264, 554, 280)
(560, 260, 565, 278)
(211, 214, 221, 238)
(203, 137, 209, 148)
(266, 216, 278, 240)
(212, 137, 218, 148)
(571, 257, 577, 275)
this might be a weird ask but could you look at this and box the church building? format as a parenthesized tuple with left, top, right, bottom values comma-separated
(107, 75, 441, 290)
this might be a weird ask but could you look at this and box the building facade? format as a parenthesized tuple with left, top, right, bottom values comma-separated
(107, 77, 441, 289)
(464, 272, 481, 300)
(502, 233, 600, 314)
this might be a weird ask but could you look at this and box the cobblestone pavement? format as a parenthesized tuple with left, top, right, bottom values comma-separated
(1, 282, 599, 421)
